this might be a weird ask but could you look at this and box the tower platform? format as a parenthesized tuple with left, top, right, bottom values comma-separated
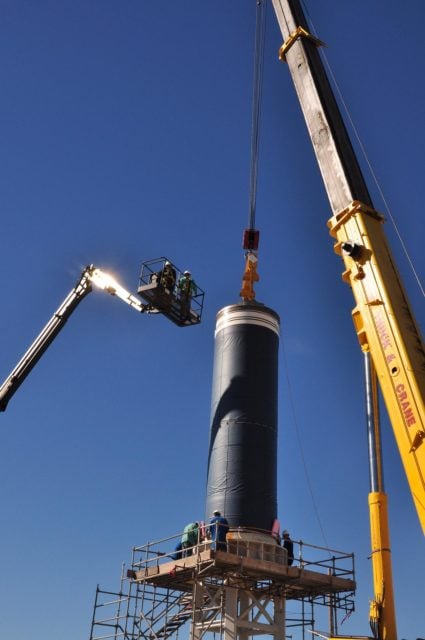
(129, 545, 355, 601)
(91, 531, 356, 640)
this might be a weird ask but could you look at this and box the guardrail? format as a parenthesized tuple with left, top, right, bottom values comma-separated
(129, 526, 355, 581)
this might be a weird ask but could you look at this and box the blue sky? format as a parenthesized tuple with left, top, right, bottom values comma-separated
(0, 1, 424, 638)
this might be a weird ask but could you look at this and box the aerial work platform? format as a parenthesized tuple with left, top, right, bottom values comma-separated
(137, 257, 204, 327)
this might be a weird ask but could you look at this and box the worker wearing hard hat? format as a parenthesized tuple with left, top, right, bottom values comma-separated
(178, 269, 197, 319)
(179, 269, 196, 293)
(161, 260, 176, 293)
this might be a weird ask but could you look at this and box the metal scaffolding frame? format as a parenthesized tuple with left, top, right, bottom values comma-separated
(89, 529, 356, 640)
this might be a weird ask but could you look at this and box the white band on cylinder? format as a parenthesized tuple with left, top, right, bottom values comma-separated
(215, 306, 280, 337)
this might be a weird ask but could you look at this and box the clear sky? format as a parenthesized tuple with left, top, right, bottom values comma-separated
(0, 1, 424, 639)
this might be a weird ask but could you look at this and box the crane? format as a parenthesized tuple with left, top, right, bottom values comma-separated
(269, 1, 425, 639)
(0, 258, 204, 413)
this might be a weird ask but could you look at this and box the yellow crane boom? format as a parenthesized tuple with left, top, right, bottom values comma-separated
(270, 1, 425, 638)
(271, 0, 425, 534)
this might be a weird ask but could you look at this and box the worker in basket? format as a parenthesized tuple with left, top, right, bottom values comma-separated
(178, 269, 197, 319)
(160, 261, 176, 293)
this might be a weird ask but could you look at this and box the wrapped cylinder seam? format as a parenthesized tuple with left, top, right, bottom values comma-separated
(205, 304, 280, 531)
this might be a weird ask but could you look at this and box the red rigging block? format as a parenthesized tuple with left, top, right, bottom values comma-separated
(242, 229, 260, 251)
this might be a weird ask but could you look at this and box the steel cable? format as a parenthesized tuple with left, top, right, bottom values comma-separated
(248, 0, 267, 231)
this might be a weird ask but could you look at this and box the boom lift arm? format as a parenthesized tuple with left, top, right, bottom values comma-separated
(0, 265, 149, 413)
(0, 259, 204, 413)
(270, 1, 425, 638)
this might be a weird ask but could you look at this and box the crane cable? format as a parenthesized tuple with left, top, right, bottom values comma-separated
(240, 0, 267, 302)
(325, 60, 425, 298)
(243, 0, 331, 547)
(281, 336, 330, 550)
(248, 0, 267, 231)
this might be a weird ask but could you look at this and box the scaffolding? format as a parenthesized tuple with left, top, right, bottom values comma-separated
(89, 528, 356, 640)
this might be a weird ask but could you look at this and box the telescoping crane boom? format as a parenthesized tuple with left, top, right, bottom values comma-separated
(269, 1, 425, 639)
(0, 259, 204, 413)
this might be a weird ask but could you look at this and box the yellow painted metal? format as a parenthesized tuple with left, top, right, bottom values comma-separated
(323, 489, 397, 640)
(278, 26, 325, 62)
(328, 200, 425, 535)
(368, 492, 397, 640)
(240, 252, 260, 301)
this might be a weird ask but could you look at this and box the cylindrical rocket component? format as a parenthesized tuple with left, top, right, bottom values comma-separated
(205, 303, 280, 531)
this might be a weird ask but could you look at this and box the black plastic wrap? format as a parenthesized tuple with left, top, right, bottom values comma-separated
(205, 304, 280, 531)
